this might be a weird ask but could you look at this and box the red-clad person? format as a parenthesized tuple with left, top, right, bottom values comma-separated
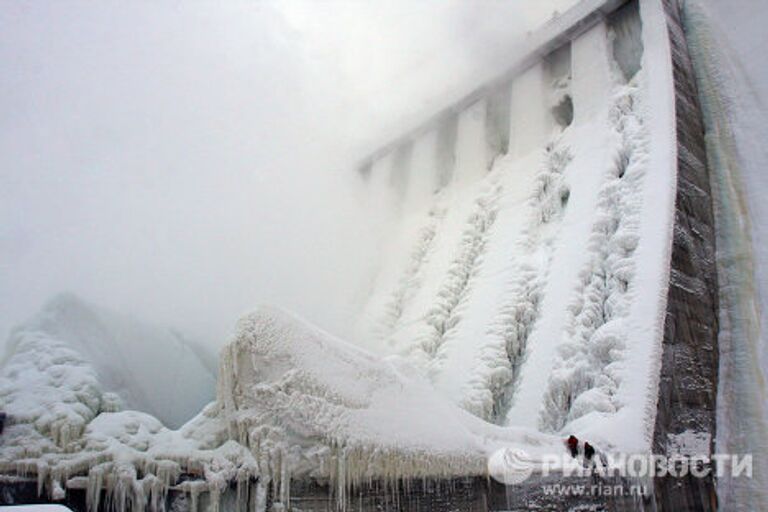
(566, 435, 579, 458)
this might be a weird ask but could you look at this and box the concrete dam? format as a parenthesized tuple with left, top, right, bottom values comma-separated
(351, 0, 719, 508)
(0, 0, 735, 510)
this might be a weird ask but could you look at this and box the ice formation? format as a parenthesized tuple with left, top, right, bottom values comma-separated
(214, 306, 574, 507)
(487, 144, 572, 423)
(356, 0, 672, 456)
(0, 295, 232, 511)
(0, 0, 692, 509)
(0, 327, 122, 453)
(541, 80, 648, 433)
(1, 294, 216, 429)
(1, 306, 567, 511)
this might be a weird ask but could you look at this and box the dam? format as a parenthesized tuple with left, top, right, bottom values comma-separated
(0, 0, 725, 510)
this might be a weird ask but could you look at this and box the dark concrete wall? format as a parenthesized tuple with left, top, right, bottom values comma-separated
(650, 0, 720, 510)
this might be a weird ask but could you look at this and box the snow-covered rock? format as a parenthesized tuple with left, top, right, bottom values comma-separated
(0, 305, 567, 511)
(0, 327, 120, 456)
(1, 294, 215, 429)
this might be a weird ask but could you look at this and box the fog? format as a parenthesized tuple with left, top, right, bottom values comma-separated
(0, 0, 576, 351)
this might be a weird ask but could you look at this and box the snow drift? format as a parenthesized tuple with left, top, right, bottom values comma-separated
(0, 294, 215, 429)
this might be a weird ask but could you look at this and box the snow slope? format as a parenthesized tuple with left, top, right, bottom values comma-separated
(0, 294, 215, 429)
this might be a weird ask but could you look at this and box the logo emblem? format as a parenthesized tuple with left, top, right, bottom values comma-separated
(488, 447, 534, 485)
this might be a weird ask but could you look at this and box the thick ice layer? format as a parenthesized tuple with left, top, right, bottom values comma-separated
(0, 404, 258, 512)
(540, 81, 649, 434)
(1, 294, 215, 428)
(220, 307, 563, 455)
(216, 306, 571, 506)
(0, 329, 120, 454)
(358, 10, 674, 455)
(0, 295, 237, 511)
(1, 306, 569, 510)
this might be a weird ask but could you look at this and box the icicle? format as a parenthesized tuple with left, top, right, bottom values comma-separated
(190, 481, 210, 512)
(209, 486, 222, 512)
(87, 465, 105, 512)
(36, 461, 48, 497)
(51, 479, 66, 501)
(110, 463, 138, 512)
(255, 477, 268, 512)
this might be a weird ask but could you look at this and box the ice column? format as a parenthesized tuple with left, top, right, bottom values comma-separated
(486, 86, 512, 162)
(509, 63, 548, 157)
(571, 21, 614, 125)
(454, 100, 490, 184)
(609, 0, 643, 83)
(545, 44, 573, 131)
(405, 130, 439, 211)
(368, 152, 400, 226)
(435, 113, 459, 189)
(391, 141, 413, 200)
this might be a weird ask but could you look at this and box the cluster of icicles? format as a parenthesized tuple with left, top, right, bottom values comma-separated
(3, 449, 261, 512)
(214, 338, 488, 511)
(2, 413, 486, 512)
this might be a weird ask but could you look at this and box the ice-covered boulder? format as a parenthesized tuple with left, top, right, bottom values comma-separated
(1, 294, 216, 429)
(0, 327, 121, 456)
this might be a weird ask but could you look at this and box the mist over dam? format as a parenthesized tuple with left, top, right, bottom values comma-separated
(1, 0, 762, 510)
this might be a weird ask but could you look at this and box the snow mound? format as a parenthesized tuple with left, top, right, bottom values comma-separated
(0, 404, 257, 512)
(217, 306, 565, 504)
(220, 306, 482, 452)
(1, 294, 215, 428)
(0, 328, 121, 455)
(0, 305, 567, 511)
(0, 295, 240, 511)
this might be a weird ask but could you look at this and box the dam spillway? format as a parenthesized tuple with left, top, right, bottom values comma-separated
(0, 0, 725, 510)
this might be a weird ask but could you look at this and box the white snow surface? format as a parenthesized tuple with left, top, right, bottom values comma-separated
(220, 306, 560, 450)
(0, 305, 566, 511)
(0, 294, 215, 429)
(0, 2, 687, 508)
(357, 9, 675, 456)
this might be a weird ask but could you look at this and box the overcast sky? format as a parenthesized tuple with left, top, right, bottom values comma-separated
(0, 1, 576, 349)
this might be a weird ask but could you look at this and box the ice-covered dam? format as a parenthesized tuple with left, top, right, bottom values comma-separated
(0, 0, 732, 510)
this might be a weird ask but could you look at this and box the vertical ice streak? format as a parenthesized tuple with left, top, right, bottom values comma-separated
(376, 205, 446, 344)
(490, 144, 572, 423)
(540, 81, 648, 432)
(420, 181, 503, 371)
